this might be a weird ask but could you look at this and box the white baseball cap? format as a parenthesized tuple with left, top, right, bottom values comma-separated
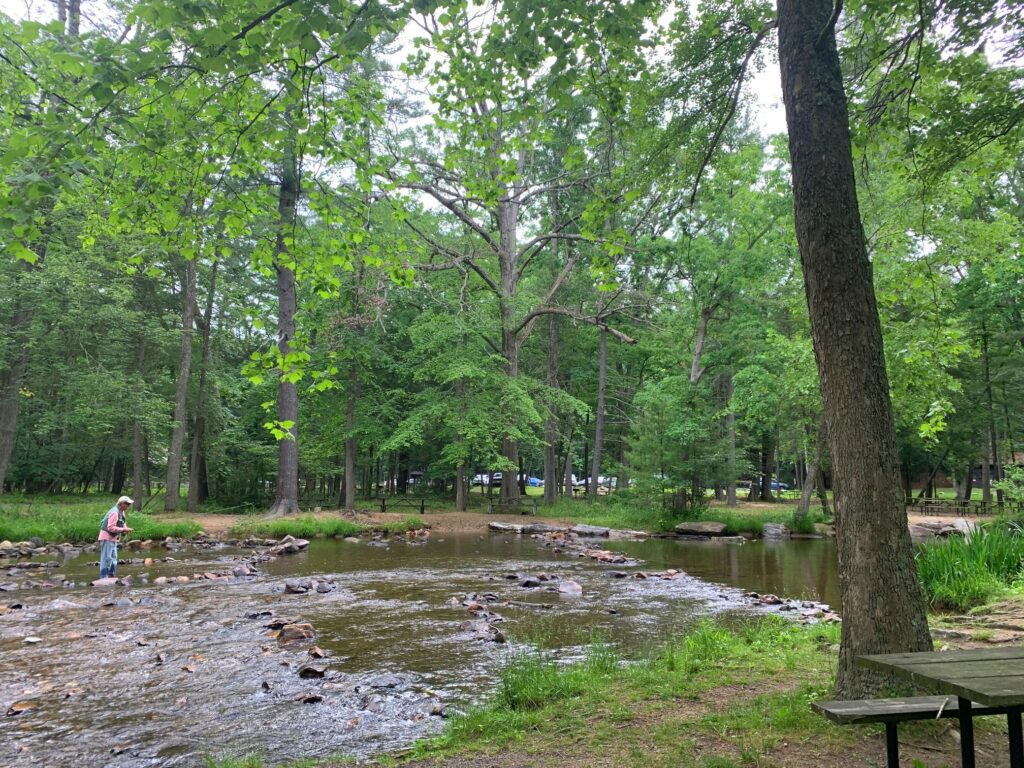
(117, 495, 134, 506)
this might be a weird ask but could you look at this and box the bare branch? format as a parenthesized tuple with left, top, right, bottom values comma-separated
(399, 181, 499, 253)
(513, 307, 636, 345)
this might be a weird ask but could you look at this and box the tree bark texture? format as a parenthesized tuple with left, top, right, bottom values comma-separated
(165, 254, 197, 512)
(778, 0, 932, 698)
(269, 142, 301, 516)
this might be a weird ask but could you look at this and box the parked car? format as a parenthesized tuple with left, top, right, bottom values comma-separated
(770, 480, 789, 492)
(471, 472, 503, 486)
(528, 476, 543, 487)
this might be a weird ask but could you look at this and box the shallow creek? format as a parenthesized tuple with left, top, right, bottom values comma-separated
(0, 532, 838, 766)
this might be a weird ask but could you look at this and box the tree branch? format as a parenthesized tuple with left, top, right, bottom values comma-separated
(399, 181, 499, 253)
(689, 20, 777, 205)
(513, 307, 636, 345)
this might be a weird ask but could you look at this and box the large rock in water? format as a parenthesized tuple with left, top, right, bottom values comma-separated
(674, 521, 727, 537)
(571, 524, 610, 537)
(762, 523, 790, 540)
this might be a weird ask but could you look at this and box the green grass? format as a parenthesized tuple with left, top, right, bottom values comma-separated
(527, 493, 827, 538)
(916, 524, 1024, 611)
(228, 515, 424, 539)
(0, 494, 202, 543)
(410, 616, 842, 760)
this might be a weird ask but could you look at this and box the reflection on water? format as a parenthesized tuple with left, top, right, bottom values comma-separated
(0, 532, 837, 766)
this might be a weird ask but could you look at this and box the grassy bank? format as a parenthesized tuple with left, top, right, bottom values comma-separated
(408, 617, 843, 764)
(228, 515, 425, 539)
(537, 493, 824, 537)
(916, 522, 1024, 611)
(0, 494, 202, 543)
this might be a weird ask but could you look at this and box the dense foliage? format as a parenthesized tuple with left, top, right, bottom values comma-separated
(0, 0, 1020, 519)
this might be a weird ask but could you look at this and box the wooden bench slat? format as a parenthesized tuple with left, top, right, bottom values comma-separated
(813, 696, 1010, 725)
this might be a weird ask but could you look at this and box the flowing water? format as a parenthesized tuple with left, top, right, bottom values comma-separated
(0, 532, 838, 767)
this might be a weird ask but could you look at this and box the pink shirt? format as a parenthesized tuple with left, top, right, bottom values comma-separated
(98, 507, 127, 541)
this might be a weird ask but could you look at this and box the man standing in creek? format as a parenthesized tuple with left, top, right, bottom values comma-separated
(98, 495, 134, 579)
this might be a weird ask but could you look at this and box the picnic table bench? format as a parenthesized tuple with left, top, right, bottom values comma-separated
(377, 497, 425, 514)
(815, 647, 1024, 767)
(486, 497, 538, 515)
(813, 696, 1010, 768)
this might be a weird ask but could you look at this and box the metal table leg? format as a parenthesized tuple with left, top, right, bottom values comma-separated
(958, 697, 975, 768)
(1009, 707, 1024, 768)
(885, 722, 900, 768)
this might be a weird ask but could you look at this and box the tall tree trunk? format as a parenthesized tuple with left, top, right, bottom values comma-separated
(562, 423, 575, 497)
(543, 314, 560, 505)
(455, 463, 467, 512)
(66, 0, 80, 36)
(759, 436, 774, 501)
(981, 437, 992, 504)
(778, 0, 932, 698)
(589, 328, 608, 500)
(962, 462, 975, 501)
(187, 260, 219, 513)
(982, 329, 1004, 503)
(690, 305, 714, 384)
(798, 421, 827, 521)
(343, 364, 359, 510)
(268, 140, 301, 516)
(726, 372, 737, 507)
(132, 334, 146, 511)
(164, 254, 197, 512)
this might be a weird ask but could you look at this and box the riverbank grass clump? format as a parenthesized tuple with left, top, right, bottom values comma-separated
(0, 495, 202, 543)
(412, 617, 844, 762)
(916, 523, 1024, 611)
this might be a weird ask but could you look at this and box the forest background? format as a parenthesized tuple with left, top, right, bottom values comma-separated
(0, 0, 1021, 527)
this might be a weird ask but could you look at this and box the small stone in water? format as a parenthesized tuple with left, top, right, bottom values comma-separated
(23, 636, 42, 644)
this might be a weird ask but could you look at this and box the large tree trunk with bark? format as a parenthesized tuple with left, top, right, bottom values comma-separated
(165, 254, 197, 512)
(268, 142, 301, 517)
(778, 0, 932, 698)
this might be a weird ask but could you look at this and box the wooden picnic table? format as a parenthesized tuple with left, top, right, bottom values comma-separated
(859, 646, 1024, 768)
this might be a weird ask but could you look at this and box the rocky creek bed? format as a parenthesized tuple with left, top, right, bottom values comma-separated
(0, 525, 840, 766)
